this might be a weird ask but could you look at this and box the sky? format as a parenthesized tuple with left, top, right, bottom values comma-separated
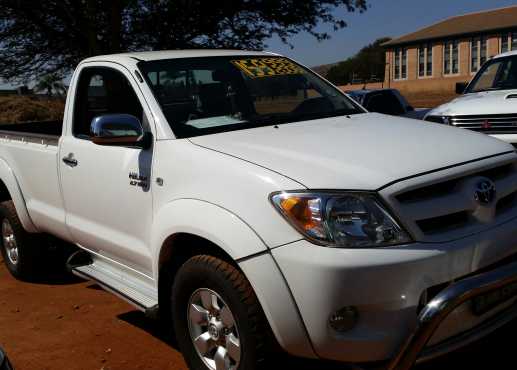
(266, 0, 517, 66)
(1, 0, 516, 89)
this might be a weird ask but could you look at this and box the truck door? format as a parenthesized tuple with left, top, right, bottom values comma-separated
(59, 64, 154, 277)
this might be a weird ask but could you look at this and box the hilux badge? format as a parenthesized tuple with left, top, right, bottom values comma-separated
(474, 179, 496, 205)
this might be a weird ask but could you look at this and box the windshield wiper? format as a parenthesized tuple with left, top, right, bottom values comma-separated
(287, 108, 361, 123)
(247, 109, 360, 127)
(247, 114, 292, 126)
(474, 83, 517, 93)
(476, 87, 507, 92)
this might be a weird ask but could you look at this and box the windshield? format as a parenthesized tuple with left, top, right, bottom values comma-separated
(138, 56, 363, 138)
(467, 55, 517, 93)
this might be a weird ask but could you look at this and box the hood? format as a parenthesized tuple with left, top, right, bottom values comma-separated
(429, 89, 517, 116)
(189, 113, 513, 190)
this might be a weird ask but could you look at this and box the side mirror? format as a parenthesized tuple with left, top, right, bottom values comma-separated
(456, 82, 468, 94)
(90, 114, 151, 149)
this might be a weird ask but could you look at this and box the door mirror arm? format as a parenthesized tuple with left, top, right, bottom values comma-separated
(138, 132, 153, 150)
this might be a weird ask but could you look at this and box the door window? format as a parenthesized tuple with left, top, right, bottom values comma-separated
(73, 67, 143, 139)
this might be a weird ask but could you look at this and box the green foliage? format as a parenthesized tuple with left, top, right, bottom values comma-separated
(326, 37, 391, 85)
(0, 0, 368, 82)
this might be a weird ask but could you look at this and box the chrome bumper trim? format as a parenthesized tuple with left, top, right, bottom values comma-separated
(417, 302, 517, 363)
(386, 260, 517, 370)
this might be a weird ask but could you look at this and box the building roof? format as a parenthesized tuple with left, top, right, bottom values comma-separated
(384, 5, 517, 47)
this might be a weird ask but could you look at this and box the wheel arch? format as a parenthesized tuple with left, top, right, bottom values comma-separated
(156, 232, 239, 323)
(152, 198, 269, 316)
(151, 198, 269, 279)
(0, 158, 38, 233)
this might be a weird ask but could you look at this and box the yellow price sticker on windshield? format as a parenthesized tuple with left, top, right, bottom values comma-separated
(232, 58, 305, 78)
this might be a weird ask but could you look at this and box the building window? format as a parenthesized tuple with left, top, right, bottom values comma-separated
(471, 36, 487, 73)
(393, 48, 407, 80)
(501, 32, 517, 52)
(418, 44, 433, 77)
(444, 40, 459, 75)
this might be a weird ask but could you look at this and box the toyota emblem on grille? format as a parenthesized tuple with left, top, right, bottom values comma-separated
(474, 179, 496, 205)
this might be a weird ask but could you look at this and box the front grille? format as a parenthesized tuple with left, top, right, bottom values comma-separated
(417, 211, 470, 235)
(478, 163, 515, 180)
(391, 160, 517, 239)
(396, 178, 459, 203)
(497, 191, 517, 215)
(451, 114, 517, 134)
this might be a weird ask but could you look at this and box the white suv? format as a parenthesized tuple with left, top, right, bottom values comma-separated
(426, 50, 517, 145)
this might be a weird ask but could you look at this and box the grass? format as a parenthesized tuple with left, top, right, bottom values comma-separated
(0, 95, 65, 125)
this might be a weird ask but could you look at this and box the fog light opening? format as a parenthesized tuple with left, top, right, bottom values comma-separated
(329, 306, 359, 332)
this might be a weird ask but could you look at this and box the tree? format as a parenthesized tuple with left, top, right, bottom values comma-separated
(326, 37, 391, 85)
(34, 74, 67, 97)
(0, 0, 368, 83)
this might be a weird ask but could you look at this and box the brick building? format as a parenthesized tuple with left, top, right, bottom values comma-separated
(383, 6, 517, 93)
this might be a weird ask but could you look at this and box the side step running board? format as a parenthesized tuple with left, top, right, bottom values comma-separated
(67, 251, 159, 318)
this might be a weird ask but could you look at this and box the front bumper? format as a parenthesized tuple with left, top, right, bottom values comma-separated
(271, 215, 517, 364)
(388, 257, 517, 370)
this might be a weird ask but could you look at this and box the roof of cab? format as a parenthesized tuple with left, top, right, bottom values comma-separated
(81, 49, 278, 64)
(494, 50, 517, 60)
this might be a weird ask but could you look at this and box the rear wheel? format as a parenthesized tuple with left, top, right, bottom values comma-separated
(172, 255, 267, 370)
(0, 201, 42, 281)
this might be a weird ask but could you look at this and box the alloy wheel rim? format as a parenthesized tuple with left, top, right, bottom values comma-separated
(2, 219, 18, 265)
(188, 288, 241, 370)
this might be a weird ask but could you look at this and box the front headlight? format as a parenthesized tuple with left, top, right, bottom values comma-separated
(271, 192, 412, 248)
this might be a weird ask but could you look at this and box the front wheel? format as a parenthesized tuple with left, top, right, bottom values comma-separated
(172, 255, 267, 370)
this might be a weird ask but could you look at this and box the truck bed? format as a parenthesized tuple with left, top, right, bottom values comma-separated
(0, 120, 62, 145)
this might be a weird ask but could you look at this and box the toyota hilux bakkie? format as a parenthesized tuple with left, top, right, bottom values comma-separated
(1, 50, 517, 370)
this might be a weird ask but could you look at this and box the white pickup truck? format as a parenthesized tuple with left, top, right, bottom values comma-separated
(426, 50, 517, 145)
(2, 50, 517, 370)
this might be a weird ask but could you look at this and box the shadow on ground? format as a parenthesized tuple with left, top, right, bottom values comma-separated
(117, 308, 517, 370)
(117, 310, 359, 369)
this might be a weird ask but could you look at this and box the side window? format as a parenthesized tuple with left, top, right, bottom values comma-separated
(73, 67, 143, 139)
(472, 61, 502, 92)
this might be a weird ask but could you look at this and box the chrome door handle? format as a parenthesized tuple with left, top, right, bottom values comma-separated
(62, 155, 78, 167)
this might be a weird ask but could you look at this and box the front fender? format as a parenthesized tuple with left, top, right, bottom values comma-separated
(151, 198, 316, 359)
(0, 157, 38, 233)
(151, 198, 268, 279)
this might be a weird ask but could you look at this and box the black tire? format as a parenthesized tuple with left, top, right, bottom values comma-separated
(172, 255, 267, 370)
(0, 200, 42, 281)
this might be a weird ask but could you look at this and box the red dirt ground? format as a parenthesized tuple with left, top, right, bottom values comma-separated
(1, 256, 516, 370)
